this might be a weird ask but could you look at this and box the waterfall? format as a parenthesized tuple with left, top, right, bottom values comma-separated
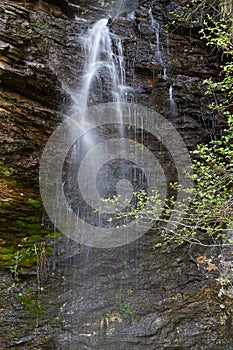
(40, 5, 185, 250)
(33, 2, 216, 348)
(148, 7, 161, 60)
(61, 16, 140, 239)
(71, 18, 131, 116)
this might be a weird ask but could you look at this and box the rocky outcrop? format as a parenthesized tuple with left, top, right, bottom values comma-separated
(0, 0, 224, 226)
(0, 0, 223, 185)
(1, 238, 233, 349)
(0, 0, 232, 349)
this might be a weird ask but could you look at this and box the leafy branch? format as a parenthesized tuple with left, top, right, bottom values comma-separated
(98, 1, 233, 248)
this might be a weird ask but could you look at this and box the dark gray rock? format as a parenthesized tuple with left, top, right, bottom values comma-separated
(0, 1, 232, 349)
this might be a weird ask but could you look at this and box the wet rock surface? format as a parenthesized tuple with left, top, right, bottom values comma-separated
(0, 0, 232, 349)
(0, 237, 233, 349)
(0, 0, 224, 209)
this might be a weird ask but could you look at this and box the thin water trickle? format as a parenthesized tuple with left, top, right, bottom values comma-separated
(127, 11, 136, 20)
(148, 7, 162, 62)
(169, 85, 173, 100)
(168, 85, 178, 116)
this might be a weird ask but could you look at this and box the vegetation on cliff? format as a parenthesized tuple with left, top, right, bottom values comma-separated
(167, 0, 233, 246)
(105, 0, 233, 247)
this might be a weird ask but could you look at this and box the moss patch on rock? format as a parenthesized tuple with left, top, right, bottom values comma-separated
(0, 165, 59, 273)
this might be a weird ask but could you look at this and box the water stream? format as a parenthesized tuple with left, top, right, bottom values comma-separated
(148, 7, 161, 59)
(63, 14, 138, 230)
(168, 85, 177, 116)
(71, 18, 130, 113)
(42, 4, 192, 348)
(1, 1, 233, 349)
(58, 4, 145, 347)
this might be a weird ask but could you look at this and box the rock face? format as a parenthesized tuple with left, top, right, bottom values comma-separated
(0, 0, 223, 217)
(0, 0, 232, 349)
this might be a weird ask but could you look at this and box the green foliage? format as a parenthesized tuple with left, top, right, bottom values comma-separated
(169, 0, 219, 27)
(127, 288, 133, 296)
(99, 2, 233, 247)
(18, 290, 44, 317)
(27, 198, 42, 209)
(9, 238, 49, 279)
(200, 15, 233, 114)
(162, 2, 233, 246)
(99, 189, 162, 225)
(200, 16, 233, 52)
(120, 301, 132, 318)
(52, 316, 61, 324)
(122, 259, 128, 268)
(0, 161, 14, 178)
(99, 1, 114, 8)
(35, 22, 54, 29)
(184, 133, 232, 244)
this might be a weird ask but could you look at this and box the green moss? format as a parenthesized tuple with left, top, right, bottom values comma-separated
(25, 216, 42, 223)
(27, 199, 42, 209)
(27, 235, 43, 244)
(13, 220, 28, 228)
(7, 221, 46, 235)
(0, 246, 14, 254)
(0, 219, 54, 270)
(0, 190, 55, 273)
(1, 253, 15, 262)
(0, 201, 11, 208)
(21, 256, 37, 268)
(48, 232, 62, 239)
(0, 160, 56, 276)
(18, 292, 45, 317)
(0, 161, 14, 178)
(45, 245, 52, 255)
(35, 21, 54, 29)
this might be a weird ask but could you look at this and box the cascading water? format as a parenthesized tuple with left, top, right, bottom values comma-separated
(61, 13, 152, 245)
(56, 4, 181, 249)
(36, 3, 201, 349)
(2, 0, 228, 347)
(67, 17, 133, 159)
(72, 18, 130, 114)
(148, 7, 162, 61)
